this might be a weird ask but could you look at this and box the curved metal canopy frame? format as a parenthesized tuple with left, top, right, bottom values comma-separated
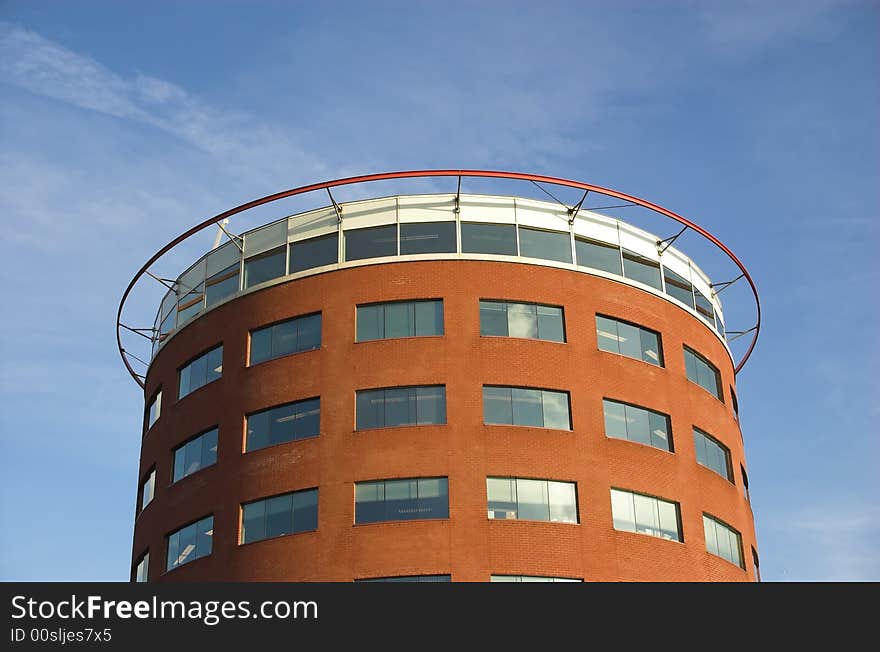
(117, 170, 761, 389)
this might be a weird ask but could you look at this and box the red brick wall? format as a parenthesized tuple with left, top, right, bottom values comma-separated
(133, 260, 756, 582)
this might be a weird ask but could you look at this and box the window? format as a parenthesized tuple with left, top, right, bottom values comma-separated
(146, 390, 161, 430)
(622, 250, 662, 290)
(487, 477, 578, 523)
(752, 547, 761, 582)
(356, 300, 443, 342)
(694, 291, 716, 327)
(400, 222, 457, 254)
(134, 553, 149, 583)
(246, 398, 320, 452)
(178, 345, 223, 399)
(730, 386, 739, 421)
(461, 222, 517, 256)
(172, 428, 218, 483)
(595, 315, 663, 366)
(290, 232, 338, 273)
(741, 465, 750, 502)
(664, 267, 695, 309)
(139, 468, 155, 512)
(693, 428, 733, 481)
(205, 263, 240, 307)
(490, 575, 582, 582)
(166, 515, 213, 571)
(684, 346, 723, 400)
(243, 246, 286, 288)
(345, 224, 397, 261)
(356, 386, 446, 430)
(176, 281, 204, 326)
(610, 488, 682, 542)
(703, 514, 744, 568)
(479, 300, 565, 342)
(518, 227, 572, 263)
(483, 386, 571, 430)
(241, 488, 318, 544)
(575, 237, 622, 275)
(355, 477, 449, 523)
(357, 575, 451, 583)
(603, 399, 672, 451)
(250, 313, 322, 364)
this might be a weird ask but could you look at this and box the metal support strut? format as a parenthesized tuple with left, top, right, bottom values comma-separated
(568, 190, 589, 224)
(120, 324, 155, 341)
(144, 270, 176, 291)
(327, 188, 344, 223)
(725, 325, 758, 343)
(711, 273, 745, 295)
(657, 225, 688, 255)
(453, 176, 461, 214)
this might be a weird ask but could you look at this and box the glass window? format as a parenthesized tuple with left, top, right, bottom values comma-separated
(355, 386, 446, 430)
(703, 514, 744, 568)
(518, 227, 572, 263)
(684, 346, 723, 400)
(730, 386, 739, 421)
(622, 250, 662, 290)
(140, 468, 155, 512)
(482, 386, 571, 430)
(244, 246, 286, 289)
(355, 477, 449, 523)
(166, 515, 213, 571)
(345, 224, 397, 261)
(603, 399, 672, 451)
(240, 488, 318, 544)
(357, 575, 452, 582)
(250, 313, 321, 365)
(664, 267, 695, 308)
(400, 222, 457, 254)
(752, 547, 761, 582)
(205, 263, 240, 308)
(290, 232, 338, 272)
(134, 553, 149, 583)
(479, 300, 565, 342)
(694, 428, 732, 481)
(172, 428, 218, 483)
(610, 489, 682, 542)
(694, 290, 716, 327)
(146, 390, 161, 430)
(595, 315, 663, 366)
(741, 465, 750, 502)
(178, 345, 223, 399)
(176, 282, 205, 327)
(356, 300, 443, 342)
(575, 237, 622, 275)
(487, 477, 578, 524)
(461, 222, 517, 256)
(490, 575, 582, 582)
(246, 398, 320, 452)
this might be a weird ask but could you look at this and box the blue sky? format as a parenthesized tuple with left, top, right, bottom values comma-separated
(0, 1, 877, 581)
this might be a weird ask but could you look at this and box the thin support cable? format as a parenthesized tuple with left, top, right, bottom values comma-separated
(453, 175, 461, 214)
(568, 190, 590, 224)
(530, 181, 570, 212)
(327, 188, 344, 223)
(122, 348, 150, 368)
(711, 273, 745, 295)
(585, 202, 638, 210)
(120, 324, 155, 341)
(216, 220, 243, 251)
(144, 270, 176, 291)
(725, 325, 758, 343)
(657, 225, 688, 255)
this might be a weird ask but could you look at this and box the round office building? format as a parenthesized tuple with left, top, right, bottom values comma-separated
(119, 170, 761, 582)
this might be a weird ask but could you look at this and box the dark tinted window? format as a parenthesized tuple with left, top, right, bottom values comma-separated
(172, 428, 218, 482)
(246, 398, 320, 452)
(357, 575, 451, 582)
(595, 315, 663, 366)
(400, 222, 457, 254)
(461, 223, 517, 255)
(703, 514, 744, 568)
(345, 224, 397, 261)
(205, 263, 240, 307)
(694, 291, 716, 327)
(241, 488, 318, 544)
(575, 237, 622, 275)
(603, 399, 672, 451)
(166, 515, 213, 571)
(479, 300, 565, 342)
(490, 575, 582, 582)
(518, 227, 572, 263)
(622, 250, 662, 290)
(244, 246, 286, 288)
(355, 477, 449, 523)
(482, 386, 571, 430)
(250, 313, 321, 364)
(694, 428, 732, 481)
(356, 300, 443, 341)
(664, 267, 695, 308)
(684, 346, 723, 400)
(290, 232, 338, 272)
(178, 345, 223, 399)
(356, 386, 446, 430)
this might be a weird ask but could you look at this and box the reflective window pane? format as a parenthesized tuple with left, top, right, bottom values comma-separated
(356, 386, 446, 430)
(357, 300, 443, 341)
(246, 398, 320, 452)
(244, 246, 286, 289)
(575, 237, 622, 275)
(146, 390, 161, 430)
(345, 224, 397, 261)
(602, 399, 672, 452)
(461, 223, 517, 255)
(612, 489, 681, 542)
(487, 477, 517, 519)
(541, 390, 571, 430)
(400, 221, 457, 254)
(507, 302, 538, 339)
(516, 478, 550, 521)
(250, 313, 321, 365)
(355, 478, 448, 524)
(483, 386, 513, 425)
(480, 301, 508, 336)
(173, 427, 218, 482)
(548, 480, 578, 523)
(519, 227, 572, 264)
(290, 232, 338, 272)
(166, 515, 213, 571)
(695, 291, 716, 326)
(241, 488, 318, 544)
(134, 553, 149, 583)
(622, 250, 662, 290)
(480, 301, 565, 342)
(358, 575, 452, 582)
(178, 346, 223, 399)
(611, 489, 636, 532)
(511, 388, 543, 427)
(205, 264, 239, 308)
(664, 268, 695, 308)
(684, 347, 723, 400)
(140, 469, 155, 512)
(491, 575, 582, 582)
(487, 477, 577, 524)
(694, 428, 732, 481)
(536, 305, 565, 342)
(596, 315, 663, 367)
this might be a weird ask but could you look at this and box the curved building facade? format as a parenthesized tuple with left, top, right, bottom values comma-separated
(123, 172, 760, 582)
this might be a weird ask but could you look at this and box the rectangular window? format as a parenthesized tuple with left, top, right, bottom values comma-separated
(490, 575, 582, 582)
(140, 468, 155, 512)
(595, 315, 663, 366)
(246, 398, 320, 452)
(694, 290, 716, 327)
(482, 386, 571, 430)
(178, 345, 223, 399)
(461, 222, 517, 256)
(703, 514, 744, 568)
(684, 346, 723, 400)
(622, 250, 662, 290)
(610, 488, 682, 542)
(240, 488, 318, 544)
(664, 267, 695, 309)
(486, 477, 578, 523)
(146, 390, 161, 430)
(603, 399, 672, 451)
(166, 515, 213, 571)
(693, 428, 733, 481)
(250, 313, 322, 365)
(172, 428, 218, 483)
(134, 553, 149, 583)
(479, 300, 565, 342)
(518, 227, 572, 263)
(243, 246, 286, 289)
(400, 222, 457, 254)
(356, 575, 452, 582)
(177, 282, 205, 326)
(752, 547, 761, 582)
(356, 300, 443, 342)
(741, 465, 750, 502)
(345, 224, 398, 261)
(731, 386, 739, 420)
(205, 263, 240, 308)
(575, 237, 622, 275)
(355, 477, 449, 523)
(355, 386, 446, 430)
(290, 232, 338, 273)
